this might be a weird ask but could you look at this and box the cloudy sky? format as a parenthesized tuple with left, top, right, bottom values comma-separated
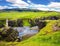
(0, 0, 60, 12)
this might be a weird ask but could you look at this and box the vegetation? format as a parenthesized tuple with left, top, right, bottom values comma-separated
(12, 20, 59, 46)
(0, 11, 60, 20)
(0, 20, 60, 46)
(0, 11, 60, 46)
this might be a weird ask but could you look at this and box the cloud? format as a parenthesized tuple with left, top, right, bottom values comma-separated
(26, 0, 60, 12)
(48, 2, 60, 8)
(27, 0, 48, 10)
(29, 2, 60, 12)
(0, 0, 60, 12)
(0, 5, 18, 10)
(47, 2, 60, 12)
(0, 6, 8, 10)
(27, 0, 31, 3)
(6, 0, 29, 8)
(27, 0, 33, 4)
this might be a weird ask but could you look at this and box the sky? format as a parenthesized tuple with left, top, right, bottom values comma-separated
(0, 0, 60, 12)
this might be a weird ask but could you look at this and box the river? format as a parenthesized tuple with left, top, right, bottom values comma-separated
(13, 26, 39, 40)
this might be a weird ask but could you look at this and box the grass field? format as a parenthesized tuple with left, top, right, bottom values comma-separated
(0, 11, 60, 20)
(0, 11, 60, 46)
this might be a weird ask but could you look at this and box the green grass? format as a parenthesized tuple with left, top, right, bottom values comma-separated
(0, 11, 59, 26)
(23, 20, 31, 26)
(0, 11, 60, 20)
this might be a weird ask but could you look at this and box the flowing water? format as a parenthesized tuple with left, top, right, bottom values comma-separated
(13, 26, 39, 39)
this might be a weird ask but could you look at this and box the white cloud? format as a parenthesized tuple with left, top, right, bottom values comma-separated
(0, 6, 8, 10)
(27, 0, 33, 4)
(0, 5, 17, 10)
(0, 0, 60, 12)
(27, 0, 31, 3)
(47, 2, 60, 12)
(37, 7, 49, 11)
(6, 0, 29, 8)
(30, 2, 60, 12)
(48, 2, 60, 8)
(27, 0, 60, 12)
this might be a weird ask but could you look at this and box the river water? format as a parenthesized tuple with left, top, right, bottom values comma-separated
(13, 26, 39, 39)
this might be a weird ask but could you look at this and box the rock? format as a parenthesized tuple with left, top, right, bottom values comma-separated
(0, 20, 5, 28)
(46, 16, 59, 20)
(0, 24, 4, 28)
(0, 27, 19, 42)
(53, 22, 60, 31)
(39, 16, 59, 20)
(36, 21, 46, 29)
(30, 26, 39, 30)
(29, 19, 36, 27)
(5, 28, 19, 42)
(8, 20, 16, 27)
(22, 33, 36, 40)
(17, 19, 23, 27)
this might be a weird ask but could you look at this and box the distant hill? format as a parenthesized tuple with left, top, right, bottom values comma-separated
(0, 8, 41, 12)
